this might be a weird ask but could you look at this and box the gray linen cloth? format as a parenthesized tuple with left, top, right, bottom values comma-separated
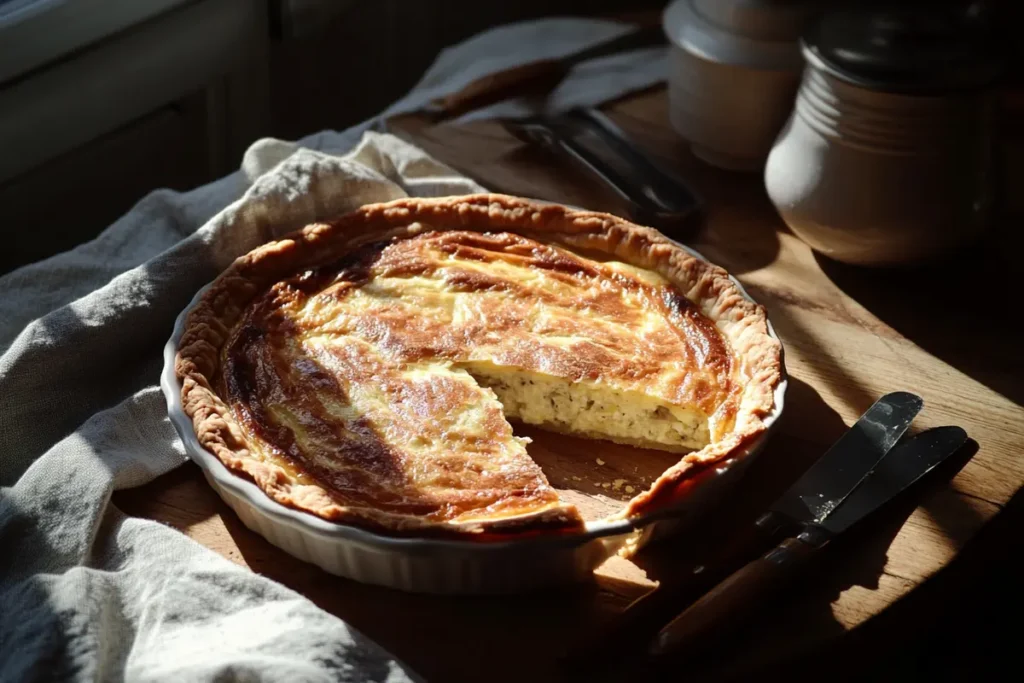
(0, 17, 665, 682)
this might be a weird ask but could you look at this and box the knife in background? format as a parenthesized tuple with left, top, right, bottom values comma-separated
(423, 24, 664, 121)
(503, 107, 702, 235)
(650, 424, 969, 658)
(562, 391, 923, 670)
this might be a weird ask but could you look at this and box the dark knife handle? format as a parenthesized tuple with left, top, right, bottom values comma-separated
(650, 530, 826, 657)
(562, 510, 791, 669)
(618, 510, 789, 633)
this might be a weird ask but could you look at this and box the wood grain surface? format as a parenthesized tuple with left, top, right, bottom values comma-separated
(114, 87, 1024, 683)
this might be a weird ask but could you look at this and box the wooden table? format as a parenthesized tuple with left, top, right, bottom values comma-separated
(115, 87, 1024, 682)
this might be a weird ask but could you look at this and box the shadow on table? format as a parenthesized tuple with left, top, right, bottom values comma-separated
(714, 474, 1021, 683)
(815, 245, 1024, 409)
(682, 172, 785, 277)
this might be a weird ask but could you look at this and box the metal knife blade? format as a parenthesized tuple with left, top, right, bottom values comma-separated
(770, 391, 923, 526)
(650, 425, 970, 658)
(817, 425, 969, 535)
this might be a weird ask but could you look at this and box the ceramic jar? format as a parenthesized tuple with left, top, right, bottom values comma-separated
(662, 0, 820, 171)
(765, 7, 1001, 267)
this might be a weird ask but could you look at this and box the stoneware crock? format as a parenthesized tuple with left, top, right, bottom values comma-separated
(662, 0, 820, 171)
(764, 6, 1001, 267)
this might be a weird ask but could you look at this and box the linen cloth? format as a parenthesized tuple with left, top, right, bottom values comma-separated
(0, 17, 665, 682)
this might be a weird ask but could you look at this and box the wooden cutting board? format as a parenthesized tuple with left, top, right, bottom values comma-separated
(116, 86, 1024, 683)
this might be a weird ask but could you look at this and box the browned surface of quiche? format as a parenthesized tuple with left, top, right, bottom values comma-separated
(175, 194, 782, 537)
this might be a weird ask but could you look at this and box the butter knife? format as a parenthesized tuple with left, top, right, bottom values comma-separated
(650, 424, 969, 657)
(503, 107, 702, 234)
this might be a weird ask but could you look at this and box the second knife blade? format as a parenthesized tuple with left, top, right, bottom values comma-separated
(770, 391, 923, 526)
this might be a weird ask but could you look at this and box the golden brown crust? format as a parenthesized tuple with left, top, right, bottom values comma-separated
(175, 194, 782, 536)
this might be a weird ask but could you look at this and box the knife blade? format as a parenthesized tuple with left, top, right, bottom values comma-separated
(423, 24, 664, 121)
(649, 425, 969, 658)
(561, 392, 923, 670)
(815, 425, 968, 535)
(769, 390, 924, 527)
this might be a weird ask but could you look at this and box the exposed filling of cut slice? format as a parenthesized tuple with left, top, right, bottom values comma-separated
(466, 362, 709, 452)
(221, 229, 737, 527)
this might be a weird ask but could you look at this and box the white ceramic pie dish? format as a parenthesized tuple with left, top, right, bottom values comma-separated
(161, 237, 787, 594)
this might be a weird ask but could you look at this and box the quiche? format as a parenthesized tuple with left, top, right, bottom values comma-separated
(176, 194, 782, 537)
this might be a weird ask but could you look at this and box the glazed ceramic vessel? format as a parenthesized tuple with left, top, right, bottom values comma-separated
(765, 7, 1000, 266)
(662, 0, 819, 171)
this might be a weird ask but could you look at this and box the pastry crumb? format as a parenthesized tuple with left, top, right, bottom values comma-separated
(625, 485, 635, 493)
(601, 482, 610, 489)
(612, 478, 627, 490)
(596, 458, 606, 466)
(571, 475, 581, 481)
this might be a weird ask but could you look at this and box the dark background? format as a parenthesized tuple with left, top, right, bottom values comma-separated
(0, 0, 661, 273)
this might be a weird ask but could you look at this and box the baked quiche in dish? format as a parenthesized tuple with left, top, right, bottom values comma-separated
(175, 194, 782, 538)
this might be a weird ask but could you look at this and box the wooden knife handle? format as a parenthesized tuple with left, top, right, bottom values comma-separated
(426, 59, 570, 119)
(620, 512, 785, 631)
(651, 535, 820, 656)
(562, 512, 788, 668)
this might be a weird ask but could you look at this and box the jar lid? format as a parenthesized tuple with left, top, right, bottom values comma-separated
(802, 6, 1001, 93)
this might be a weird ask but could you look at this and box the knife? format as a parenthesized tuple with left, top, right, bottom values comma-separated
(423, 24, 664, 121)
(650, 425, 969, 658)
(561, 391, 923, 669)
(502, 107, 702, 235)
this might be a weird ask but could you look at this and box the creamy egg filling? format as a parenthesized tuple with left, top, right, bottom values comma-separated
(462, 361, 709, 453)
